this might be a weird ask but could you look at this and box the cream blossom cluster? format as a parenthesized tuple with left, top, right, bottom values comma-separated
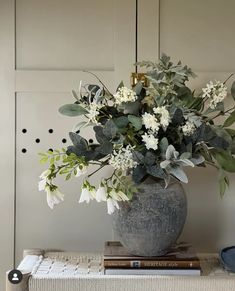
(202, 80, 227, 109)
(153, 106, 171, 130)
(142, 112, 160, 131)
(142, 132, 159, 150)
(78, 181, 129, 214)
(113, 87, 137, 105)
(181, 121, 196, 136)
(86, 102, 102, 124)
(38, 170, 64, 209)
(109, 145, 138, 171)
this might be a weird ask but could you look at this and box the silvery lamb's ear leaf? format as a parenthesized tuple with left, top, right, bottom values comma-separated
(72, 121, 88, 132)
(178, 159, 195, 167)
(180, 152, 191, 159)
(165, 145, 177, 160)
(190, 154, 205, 165)
(59, 104, 89, 117)
(231, 81, 235, 101)
(160, 160, 171, 169)
(168, 166, 188, 183)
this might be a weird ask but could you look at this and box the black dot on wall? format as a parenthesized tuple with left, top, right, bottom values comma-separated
(62, 138, 67, 143)
(76, 130, 80, 134)
(89, 139, 94, 144)
(48, 148, 53, 152)
(35, 138, 40, 143)
(22, 148, 27, 153)
(22, 129, 27, 133)
(48, 129, 54, 133)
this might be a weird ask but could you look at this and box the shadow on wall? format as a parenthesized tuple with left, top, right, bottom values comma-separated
(180, 166, 235, 252)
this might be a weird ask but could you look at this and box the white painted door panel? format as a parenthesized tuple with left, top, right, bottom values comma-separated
(15, 93, 114, 264)
(136, 0, 235, 251)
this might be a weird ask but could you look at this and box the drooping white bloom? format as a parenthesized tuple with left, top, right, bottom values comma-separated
(142, 133, 159, 150)
(75, 164, 88, 177)
(202, 80, 227, 109)
(79, 184, 95, 203)
(96, 184, 107, 202)
(107, 197, 120, 215)
(181, 121, 196, 136)
(109, 189, 129, 202)
(109, 145, 138, 171)
(46, 186, 64, 209)
(38, 170, 51, 191)
(142, 112, 160, 132)
(153, 106, 171, 129)
(113, 87, 137, 105)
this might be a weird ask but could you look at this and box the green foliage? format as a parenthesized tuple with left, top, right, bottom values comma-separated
(59, 104, 88, 116)
(128, 115, 142, 130)
(223, 110, 235, 128)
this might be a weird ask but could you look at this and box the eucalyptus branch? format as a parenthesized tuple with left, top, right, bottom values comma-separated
(211, 105, 235, 120)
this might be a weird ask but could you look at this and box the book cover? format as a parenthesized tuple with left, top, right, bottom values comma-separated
(104, 259, 200, 269)
(104, 241, 200, 269)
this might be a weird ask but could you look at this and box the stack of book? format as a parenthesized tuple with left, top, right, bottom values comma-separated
(103, 241, 201, 275)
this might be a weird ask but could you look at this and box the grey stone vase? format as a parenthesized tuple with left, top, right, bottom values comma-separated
(112, 177, 187, 256)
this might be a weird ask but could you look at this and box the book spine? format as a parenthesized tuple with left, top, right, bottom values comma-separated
(104, 260, 200, 269)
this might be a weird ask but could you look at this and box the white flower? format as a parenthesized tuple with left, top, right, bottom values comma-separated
(109, 145, 138, 171)
(75, 164, 88, 177)
(153, 106, 171, 130)
(181, 121, 196, 136)
(79, 184, 95, 203)
(142, 133, 159, 150)
(107, 198, 120, 215)
(142, 112, 160, 132)
(38, 179, 47, 191)
(46, 186, 64, 209)
(113, 87, 137, 105)
(202, 80, 227, 109)
(86, 102, 101, 124)
(38, 170, 51, 191)
(109, 189, 129, 201)
(96, 184, 107, 202)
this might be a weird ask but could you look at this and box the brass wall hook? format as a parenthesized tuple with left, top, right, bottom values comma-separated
(131, 72, 149, 87)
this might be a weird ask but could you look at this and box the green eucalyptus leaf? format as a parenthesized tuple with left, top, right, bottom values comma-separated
(113, 116, 129, 128)
(223, 110, 235, 128)
(103, 120, 118, 139)
(132, 165, 147, 183)
(69, 132, 88, 151)
(59, 104, 88, 117)
(128, 115, 142, 130)
(213, 150, 235, 172)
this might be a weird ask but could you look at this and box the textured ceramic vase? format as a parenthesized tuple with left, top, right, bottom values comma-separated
(112, 177, 187, 256)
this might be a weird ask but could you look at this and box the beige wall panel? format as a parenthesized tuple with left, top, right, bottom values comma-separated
(15, 92, 114, 264)
(0, 0, 15, 290)
(160, 0, 235, 72)
(16, 0, 114, 70)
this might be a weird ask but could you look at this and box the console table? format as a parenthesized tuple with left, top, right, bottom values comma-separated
(6, 250, 235, 291)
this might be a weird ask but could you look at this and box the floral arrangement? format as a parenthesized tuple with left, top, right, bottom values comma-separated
(39, 55, 235, 214)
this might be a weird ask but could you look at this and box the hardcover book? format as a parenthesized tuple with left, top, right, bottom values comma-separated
(104, 241, 200, 270)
